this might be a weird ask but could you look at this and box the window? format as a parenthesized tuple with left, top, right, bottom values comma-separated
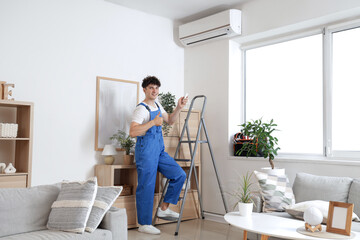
(243, 21, 360, 158)
(245, 34, 323, 155)
(331, 26, 360, 155)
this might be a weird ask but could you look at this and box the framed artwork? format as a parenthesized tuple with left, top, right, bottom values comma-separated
(326, 201, 354, 236)
(95, 76, 139, 151)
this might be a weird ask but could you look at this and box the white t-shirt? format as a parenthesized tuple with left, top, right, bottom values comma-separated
(131, 101, 166, 125)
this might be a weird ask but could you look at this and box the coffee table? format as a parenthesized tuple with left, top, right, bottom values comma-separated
(224, 212, 359, 240)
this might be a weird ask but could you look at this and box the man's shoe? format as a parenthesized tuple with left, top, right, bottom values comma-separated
(157, 207, 179, 219)
(138, 225, 161, 235)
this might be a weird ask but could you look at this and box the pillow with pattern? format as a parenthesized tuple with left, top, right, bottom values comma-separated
(254, 170, 295, 213)
(47, 177, 97, 233)
(85, 186, 123, 233)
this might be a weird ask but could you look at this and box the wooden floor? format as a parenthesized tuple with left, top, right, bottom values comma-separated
(128, 219, 244, 240)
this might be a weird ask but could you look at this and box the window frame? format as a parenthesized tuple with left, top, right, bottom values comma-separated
(325, 19, 360, 159)
(240, 19, 360, 160)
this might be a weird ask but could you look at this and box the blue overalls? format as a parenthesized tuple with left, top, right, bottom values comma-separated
(135, 102, 186, 225)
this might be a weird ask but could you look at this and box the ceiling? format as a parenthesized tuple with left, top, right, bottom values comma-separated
(106, 0, 250, 23)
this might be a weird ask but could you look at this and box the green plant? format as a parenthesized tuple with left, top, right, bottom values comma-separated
(110, 130, 135, 155)
(237, 118, 280, 169)
(158, 92, 176, 136)
(229, 171, 254, 209)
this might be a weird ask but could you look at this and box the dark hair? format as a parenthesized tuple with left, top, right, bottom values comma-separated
(141, 76, 161, 88)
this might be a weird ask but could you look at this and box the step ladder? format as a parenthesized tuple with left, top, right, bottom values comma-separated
(152, 95, 229, 235)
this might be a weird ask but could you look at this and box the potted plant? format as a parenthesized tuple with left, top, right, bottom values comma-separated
(229, 171, 254, 216)
(158, 92, 176, 136)
(110, 130, 135, 165)
(236, 119, 280, 170)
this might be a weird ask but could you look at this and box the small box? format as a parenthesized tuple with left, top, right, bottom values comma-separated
(119, 184, 132, 196)
(0, 123, 18, 138)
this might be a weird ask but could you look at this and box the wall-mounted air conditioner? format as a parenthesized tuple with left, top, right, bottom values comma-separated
(179, 9, 241, 47)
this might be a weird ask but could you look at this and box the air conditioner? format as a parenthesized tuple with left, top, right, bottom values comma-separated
(179, 9, 241, 46)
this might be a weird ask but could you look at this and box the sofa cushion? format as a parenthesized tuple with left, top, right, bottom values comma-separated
(47, 178, 97, 233)
(292, 173, 353, 203)
(348, 178, 360, 217)
(0, 184, 60, 238)
(254, 171, 295, 212)
(85, 186, 123, 233)
(0, 229, 112, 240)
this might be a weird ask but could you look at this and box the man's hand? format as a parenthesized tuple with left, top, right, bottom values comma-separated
(178, 96, 188, 109)
(153, 112, 163, 126)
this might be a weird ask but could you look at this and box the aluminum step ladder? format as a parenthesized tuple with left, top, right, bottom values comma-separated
(152, 95, 229, 235)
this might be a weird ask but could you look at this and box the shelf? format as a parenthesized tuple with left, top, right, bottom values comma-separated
(0, 138, 30, 140)
(0, 100, 33, 107)
(0, 101, 33, 188)
(0, 172, 28, 176)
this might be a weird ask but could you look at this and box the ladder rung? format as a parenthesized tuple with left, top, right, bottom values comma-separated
(175, 159, 191, 162)
(180, 140, 208, 143)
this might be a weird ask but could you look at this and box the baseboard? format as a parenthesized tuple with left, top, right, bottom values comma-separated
(203, 211, 227, 224)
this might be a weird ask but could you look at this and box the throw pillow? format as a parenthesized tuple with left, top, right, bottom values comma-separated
(348, 178, 360, 217)
(285, 200, 360, 223)
(254, 170, 295, 213)
(85, 186, 123, 233)
(47, 177, 98, 233)
(292, 172, 352, 203)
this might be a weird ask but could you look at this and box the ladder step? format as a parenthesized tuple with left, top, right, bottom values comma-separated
(175, 159, 191, 162)
(180, 140, 208, 143)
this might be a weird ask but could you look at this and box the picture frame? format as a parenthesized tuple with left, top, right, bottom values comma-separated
(326, 201, 354, 236)
(95, 76, 139, 151)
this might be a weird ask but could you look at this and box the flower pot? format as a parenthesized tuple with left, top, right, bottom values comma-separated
(260, 167, 285, 176)
(123, 155, 134, 165)
(238, 202, 253, 216)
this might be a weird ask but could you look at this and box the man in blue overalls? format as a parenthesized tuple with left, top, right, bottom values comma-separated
(129, 76, 188, 235)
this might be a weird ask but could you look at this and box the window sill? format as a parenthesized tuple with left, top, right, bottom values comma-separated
(228, 155, 360, 166)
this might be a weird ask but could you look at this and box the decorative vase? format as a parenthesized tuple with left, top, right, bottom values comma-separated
(104, 156, 114, 165)
(123, 155, 134, 165)
(238, 202, 253, 216)
(261, 167, 285, 176)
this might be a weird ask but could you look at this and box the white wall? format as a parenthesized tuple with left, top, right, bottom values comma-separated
(184, 0, 360, 215)
(0, 0, 184, 186)
(240, 0, 360, 35)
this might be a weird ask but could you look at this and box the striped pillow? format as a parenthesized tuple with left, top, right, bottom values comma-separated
(85, 186, 123, 232)
(47, 178, 97, 233)
(254, 170, 295, 213)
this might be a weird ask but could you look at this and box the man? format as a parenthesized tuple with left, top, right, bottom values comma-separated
(129, 76, 188, 235)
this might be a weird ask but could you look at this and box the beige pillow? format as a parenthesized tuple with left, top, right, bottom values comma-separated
(285, 200, 360, 223)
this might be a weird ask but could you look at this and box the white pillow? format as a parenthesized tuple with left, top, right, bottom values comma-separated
(285, 200, 360, 223)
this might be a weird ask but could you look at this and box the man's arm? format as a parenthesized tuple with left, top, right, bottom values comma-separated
(163, 97, 188, 125)
(129, 112, 163, 138)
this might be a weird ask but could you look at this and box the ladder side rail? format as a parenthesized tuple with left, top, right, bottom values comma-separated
(192, 161, 204, 219)
(175, 118, 204, 235)
(152, 178, 170, 225)
(202, 118, 229, 213)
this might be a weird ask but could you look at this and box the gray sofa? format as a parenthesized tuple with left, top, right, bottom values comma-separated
(0, 184, 127, 240)
(249, 172, 360, 240)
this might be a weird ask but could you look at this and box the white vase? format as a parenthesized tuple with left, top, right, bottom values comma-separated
(238, 202, 253, 216)
(260, 167, 285, 176)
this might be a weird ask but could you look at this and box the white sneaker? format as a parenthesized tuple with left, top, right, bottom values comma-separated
(138, 225, 161, 235)
(157, 207, 179, 219)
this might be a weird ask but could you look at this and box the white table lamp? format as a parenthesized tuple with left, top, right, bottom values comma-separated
(102, 144, 117, 165)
